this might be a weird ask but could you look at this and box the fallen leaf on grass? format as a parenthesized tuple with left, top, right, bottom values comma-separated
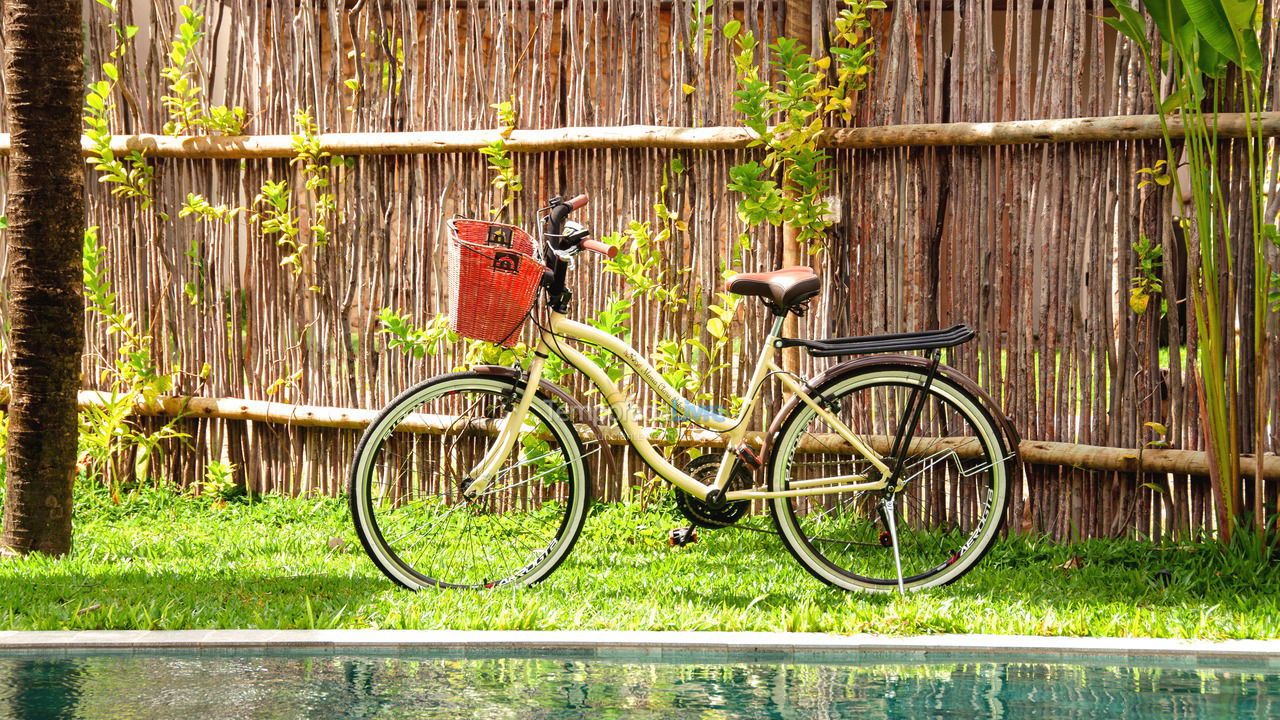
(76, 604, 103, 616)
(1057, 556, 1082, 570)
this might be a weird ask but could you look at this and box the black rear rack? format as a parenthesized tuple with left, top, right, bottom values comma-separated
(776, 324, 975, 357)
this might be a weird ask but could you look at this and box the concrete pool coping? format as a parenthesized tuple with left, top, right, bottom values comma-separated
(2, 630, 1279, 665)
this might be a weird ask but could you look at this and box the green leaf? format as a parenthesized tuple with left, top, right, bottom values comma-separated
(1158, 84, 1191, 113)
(1106, 0, 1151, 48)
(102, 62, 119, 81)
(1235, 29, 1263, 72)
(1140, 0, 1189, 45)
(1179, 0, 1242, 65)
(722, 20, 741, 39)
(1194, 40, 1225, 78)
(1219, 0, 1257, 31)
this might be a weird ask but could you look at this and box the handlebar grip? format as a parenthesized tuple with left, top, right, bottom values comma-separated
(581, 239, 617, 259)
(567, 193, 589, 210)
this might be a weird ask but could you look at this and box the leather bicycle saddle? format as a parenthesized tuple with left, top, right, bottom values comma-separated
(725, 266, 821, 311)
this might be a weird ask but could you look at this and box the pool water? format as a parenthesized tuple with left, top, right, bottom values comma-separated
(1, 650, 1276, 719)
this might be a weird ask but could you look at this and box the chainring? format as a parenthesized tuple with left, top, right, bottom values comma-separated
(674, 453, 752, 528)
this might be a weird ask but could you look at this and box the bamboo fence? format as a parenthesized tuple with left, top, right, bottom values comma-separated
(0, 0, 1276, 540)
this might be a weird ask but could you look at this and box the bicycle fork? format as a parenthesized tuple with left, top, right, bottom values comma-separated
(461, 349, 549, 497)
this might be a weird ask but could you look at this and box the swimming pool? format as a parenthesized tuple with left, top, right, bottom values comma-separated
(2, 648, 1276, 719)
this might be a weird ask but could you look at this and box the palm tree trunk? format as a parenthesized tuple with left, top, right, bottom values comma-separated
(1, 0, 85, 557)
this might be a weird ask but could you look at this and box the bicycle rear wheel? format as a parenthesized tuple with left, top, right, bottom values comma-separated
(349, 372, 590, 589)
(769, 363, 1010, 592)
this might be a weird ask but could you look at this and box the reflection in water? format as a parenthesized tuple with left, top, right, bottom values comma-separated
(0, 652, 1276, 719)
(4, 659, 83, 720)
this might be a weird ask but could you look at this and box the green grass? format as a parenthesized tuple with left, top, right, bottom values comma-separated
(1, 486, 1277, 638)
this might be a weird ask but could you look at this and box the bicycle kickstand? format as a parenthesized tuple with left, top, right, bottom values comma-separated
(883, 496, 906, 595)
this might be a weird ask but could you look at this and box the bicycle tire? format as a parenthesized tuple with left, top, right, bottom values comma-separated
(769, 363, 1009, 592)
(349, 372, 590, 589)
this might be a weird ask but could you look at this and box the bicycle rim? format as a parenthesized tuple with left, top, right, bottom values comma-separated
(770, 366, 1008, 591)
(350, 374, 589, 589)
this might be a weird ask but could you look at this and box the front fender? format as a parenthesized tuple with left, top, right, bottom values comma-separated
(759, 354, 1021, 472)
(473, 365, 618, 480)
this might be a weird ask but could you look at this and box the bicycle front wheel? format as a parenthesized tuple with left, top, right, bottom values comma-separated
(769, 363, 1010, 592)
(349, 372, 590, 589)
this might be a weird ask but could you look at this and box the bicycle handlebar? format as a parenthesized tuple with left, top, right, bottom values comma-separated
(580, 238, 617, 259)
(566, 193, 589, 210)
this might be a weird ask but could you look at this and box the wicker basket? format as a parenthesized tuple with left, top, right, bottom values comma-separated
(446, 219, 545, 346)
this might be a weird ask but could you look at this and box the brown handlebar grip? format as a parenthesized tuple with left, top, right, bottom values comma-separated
(567, 193, 589, 210)
(581, 239, 617, 259)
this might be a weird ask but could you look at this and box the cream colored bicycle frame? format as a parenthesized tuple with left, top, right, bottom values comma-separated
(464, 311, 894, 501)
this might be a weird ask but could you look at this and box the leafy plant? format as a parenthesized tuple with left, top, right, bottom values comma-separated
(376, 308, 526, 369)
(179, 193, 242, 224)
(377, 309, 453, 360)
(160, 5, 246, 136)
(478, 98, 523, 217)
(723, 1, 882, 252)
(84, 2, 153, 211)
(291, 108, 349, 251)
(80, 228, 188, 499)
(1105, 0, 1274, 541)
(1129, 235, 1164, 315)
(252, 179, 303, 272)
(179, 109, 347, 282)
(196, 460, 244, 504)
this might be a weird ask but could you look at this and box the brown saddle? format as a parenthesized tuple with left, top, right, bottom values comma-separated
(725, 266, 821, 311)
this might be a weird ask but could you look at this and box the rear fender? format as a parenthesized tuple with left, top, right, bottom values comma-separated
(759, 354, 1021, 473)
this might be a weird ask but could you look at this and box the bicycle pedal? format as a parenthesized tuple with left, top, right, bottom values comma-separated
(669, 526, 698, 547)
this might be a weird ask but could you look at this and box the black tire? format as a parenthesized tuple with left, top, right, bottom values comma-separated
(349, 372, 590, 589)
(769, 363, 1010, 592)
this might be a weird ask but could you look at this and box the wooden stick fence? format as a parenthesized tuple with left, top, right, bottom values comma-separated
(0, 0, 1276, 540)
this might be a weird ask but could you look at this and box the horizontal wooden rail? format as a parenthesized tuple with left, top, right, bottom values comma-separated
(0, 113, 1274, 159)
(4, 388, 1275, 480)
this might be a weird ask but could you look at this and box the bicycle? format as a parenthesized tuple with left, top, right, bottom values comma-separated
(349, 194, 1019, 593)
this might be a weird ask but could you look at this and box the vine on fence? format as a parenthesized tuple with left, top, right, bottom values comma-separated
(86, 1, 153, 211)
(1128, 235, 1164, 315)
(81, 228, 188, 500)
(160, 5, 246, 136)
(477, 98, 523, 217)
(724, 0, 881, 252)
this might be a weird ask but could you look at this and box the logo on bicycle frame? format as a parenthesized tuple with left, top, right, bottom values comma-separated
(492, 251, 521, 275)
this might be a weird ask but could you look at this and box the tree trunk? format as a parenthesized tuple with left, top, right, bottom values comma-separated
(1, 0, 85, 557)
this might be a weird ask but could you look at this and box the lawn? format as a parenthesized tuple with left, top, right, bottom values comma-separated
(2, 486, 1277, 638)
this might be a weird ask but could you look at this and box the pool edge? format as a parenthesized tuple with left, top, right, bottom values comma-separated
(2, 630, 1278, 663)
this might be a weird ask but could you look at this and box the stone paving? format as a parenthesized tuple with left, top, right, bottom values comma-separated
(1, 630, 1278, 666)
